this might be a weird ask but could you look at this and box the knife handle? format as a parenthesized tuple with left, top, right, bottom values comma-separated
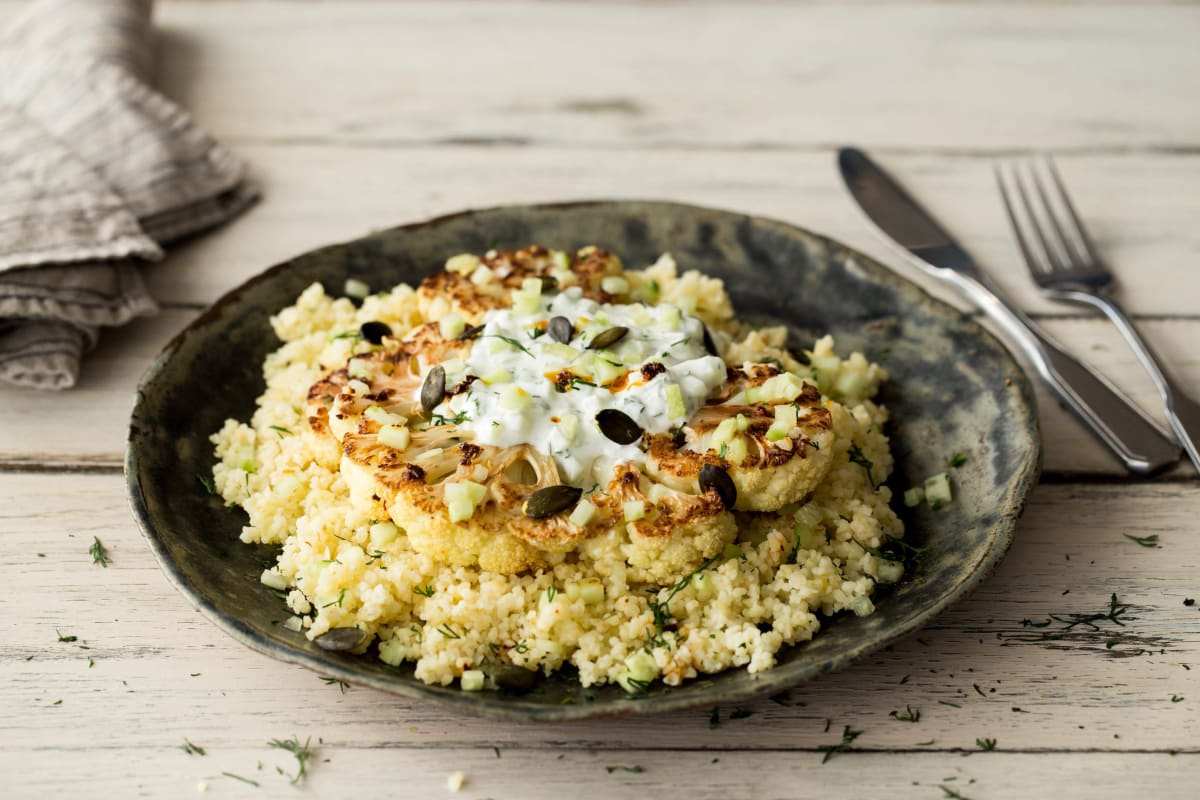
(963, 281, 1180, 474)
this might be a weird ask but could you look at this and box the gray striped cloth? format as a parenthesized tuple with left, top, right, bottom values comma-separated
(0, 0, 257, 389)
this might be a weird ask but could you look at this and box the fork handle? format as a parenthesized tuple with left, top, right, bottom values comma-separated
(951, 275, 1181, 474)
(1055, 290, 1200, 473)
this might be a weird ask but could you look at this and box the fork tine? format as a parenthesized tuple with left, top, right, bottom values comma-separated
(1030, 161, 1088, 268)
(1044, 157, 1102, 264)
(1011, 163, 1071, 274)
(995, 165, 1047, 274)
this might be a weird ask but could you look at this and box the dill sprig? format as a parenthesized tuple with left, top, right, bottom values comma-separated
(413, 584, 436, 598)
(976, 737, 997, 751)
(321, 677, 349, 693)
(818, 725, 863, 764)
(482, 334, 534, 357)
(89, 536, 110, 568)
(196, 473, 216, 494)
(889, 705, 921, 723)
(1122, 533, 1160, 548)
(268, 736, 312, 785)
(847, 443, 878, 488)
(179, 739, 206, 756)
(436, 623, 461, 640)
(647, 554, 720, 647)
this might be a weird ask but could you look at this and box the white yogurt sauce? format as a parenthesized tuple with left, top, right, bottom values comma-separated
(422, 288, 726, 486)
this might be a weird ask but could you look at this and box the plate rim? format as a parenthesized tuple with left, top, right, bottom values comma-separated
(125, 198, 1042, 721)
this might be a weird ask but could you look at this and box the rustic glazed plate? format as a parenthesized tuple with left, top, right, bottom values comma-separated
(127, 201, 1040, 721)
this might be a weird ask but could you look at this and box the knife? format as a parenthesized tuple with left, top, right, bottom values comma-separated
(838, 146, 1180, 475)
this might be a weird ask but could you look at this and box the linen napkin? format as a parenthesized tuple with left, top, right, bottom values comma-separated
(0, 0, 257, 389)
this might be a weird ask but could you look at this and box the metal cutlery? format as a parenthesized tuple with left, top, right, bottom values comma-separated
(996, 159, 1200, 472)
(838, 147, 1180, 475)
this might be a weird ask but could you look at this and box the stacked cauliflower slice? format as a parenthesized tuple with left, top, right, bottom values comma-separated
(306, 246, 839, 585)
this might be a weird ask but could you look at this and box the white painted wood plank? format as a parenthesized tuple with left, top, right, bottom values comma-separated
(0, 308, 1197, 476)
(1, 474, 1196, 757)
(142, 146, 1200, 316)
(140, 2, 1200, 152)
(1, 748, 1196, 800)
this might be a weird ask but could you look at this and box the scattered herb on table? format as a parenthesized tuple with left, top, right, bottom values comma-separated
(948, 453, 967, 468)
(973, 683, 986, 698)
(321, 677, 348, 693)
(976, 737, 997, 751)
(1183, 598, 1195, 607)
(269, 736, 312, 785)
(730, 708, 754, 720)
(889, 705, 921, 723)
(708, 707, 720, 728)
(1171, 694, 1184, 703)
(180, 739, 206, 756)
(56, 629, 77, 643)
(222, 772, 260, 787)
(1122, 533, 1160, 548)
(605, 765, 644, 774)
(89, 536, 109, 567)
(939, 786, 974, 800)
(938, 700, 961, 708)
(493, 747, 501, 759)
(818, 725, 863, 764)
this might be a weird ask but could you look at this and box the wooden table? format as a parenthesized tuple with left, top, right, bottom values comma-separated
(3, 2, 1198, 797)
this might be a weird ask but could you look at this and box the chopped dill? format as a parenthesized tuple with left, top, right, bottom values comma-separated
(322, 677, 349, 693)
(1122, 533, 1160, 548)
(818, 725, 863, 764)
(847, 443, 878, 488)
(430, 410, 471, 426)
(414, 584, 436, 598)
(268, 736, 312, 785)
(180, 739, 206, 756)
(56, 630, 77, 643)
(321, 588, 347, 609)
(949, 453, 967, 468)
(89, 536, 110, 568)
(482, 334, 534, 357)
(196, 473, 216, 494)
(269, 425, 293, 437)
(976, 737, 997, 751)
(939, 786, 973, 800)
(889, 705, 921, 723)
(647, 554, 720, 647)
(436, 623, 461, 640)
(222, 772, 259, 787)
(605, 765, 644, 774)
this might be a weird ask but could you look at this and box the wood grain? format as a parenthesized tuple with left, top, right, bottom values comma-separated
(1, 474, 1196, 753)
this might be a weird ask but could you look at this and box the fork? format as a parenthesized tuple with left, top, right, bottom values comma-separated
(996, 159, 1200, 473)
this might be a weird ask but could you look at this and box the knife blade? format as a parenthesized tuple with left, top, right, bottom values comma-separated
(838, 146, 1180, 475)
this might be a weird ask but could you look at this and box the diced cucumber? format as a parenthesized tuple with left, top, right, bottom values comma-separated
(903, 487, 925, 508)
(348, 359, 374, 380)
(623, 500, 646, 522)
(343, 278, 370, 299)
(439, 312, 466, 340)
(370, 521, 400, 548)
(378, 424, 411, 451)
(365, 405, 406, 427)
(500, 385, 531, 411)
(712, 417, 738, 446)
(460, 669, 485, 691)
(665, 383, 687, 420)
(924, 472, 952, 510)
(569, 497, 596, 527)
(445, 253, 481, 274)
(600, 276, 629, 295)
(623, 650, 658, 684)
(725, 435, 748, 466)
(579, 578, 605, 605)
(480, 368, 513, 385)
(848, 595, 876, 617)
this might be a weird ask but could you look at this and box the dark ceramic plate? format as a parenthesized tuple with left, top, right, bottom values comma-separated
(127, 201, 1040, 721)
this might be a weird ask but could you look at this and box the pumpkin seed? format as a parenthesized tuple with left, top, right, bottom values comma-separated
(420, 365, 446, 413)
(359, 321, 392, 345)
(588, 326, 629, 350)
(699, 463, 736, 510)
(596, 408, 642, 445)
(314, 627, 365, 651)
(547, 316, 574, 344)
(538, 275, 559, 293)
(456, 323, 485, 341)
(701, 324, 718, 357)
(523, 484, 583, 519)
(491, 663, 540, 692)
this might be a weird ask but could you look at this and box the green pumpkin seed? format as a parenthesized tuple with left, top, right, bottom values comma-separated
(314, 627, 365, 651)
(523, 484, 584, 519)
(588, 326, 629, 350)
(699, 463, 737, 510)
(547, 316, 574, 344)
(596, 408, 642, 445)
(359, 321, 392, 345)
(491, 663, 540, 692)
(456, 323, 485, 341)
(421, 365, 446, 413)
